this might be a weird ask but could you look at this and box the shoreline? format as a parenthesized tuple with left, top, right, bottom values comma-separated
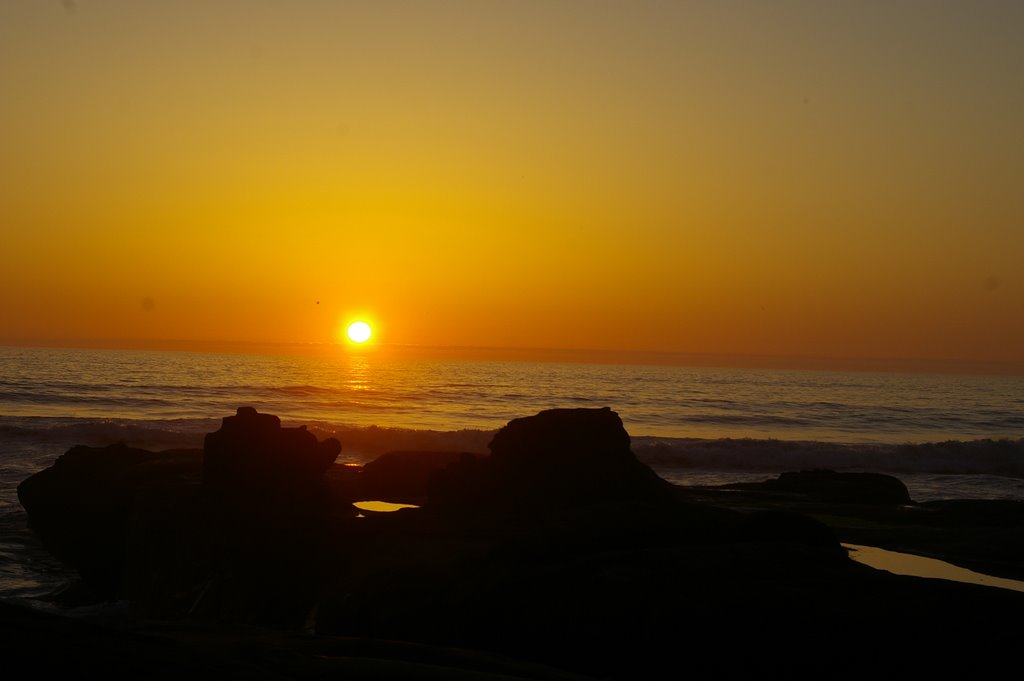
(4, 412, 1023, 476)
(7, 406, 1024, 680)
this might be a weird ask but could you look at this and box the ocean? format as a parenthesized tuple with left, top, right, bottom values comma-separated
(2, 345, 1024, 604)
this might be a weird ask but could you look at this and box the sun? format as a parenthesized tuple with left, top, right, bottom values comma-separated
(346, 321, 372, 343)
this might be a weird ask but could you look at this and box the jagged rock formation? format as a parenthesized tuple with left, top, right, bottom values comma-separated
(16, 443, 204, 598)
(17, 408, 348, 623)
(16, 407, 1024, 681)
(203, 406, 341, 498)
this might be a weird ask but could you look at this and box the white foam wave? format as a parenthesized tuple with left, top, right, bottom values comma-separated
(632, 436, 1024, 477)
(3, 416, 1022, 478)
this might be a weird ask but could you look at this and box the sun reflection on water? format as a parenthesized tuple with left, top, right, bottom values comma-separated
(346, 355, 372, 392)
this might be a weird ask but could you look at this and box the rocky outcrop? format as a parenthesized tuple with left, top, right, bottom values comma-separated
(17, 408, 348, 622)
(195, 407, 347, 624)
(357, 450, 480, 501)
(16, 443, 204, 598)
(203, 406, 341, 498)
(731, 469, 913, 505)
(732, 509, 841, 550)
(429, 407, 672, 513)
(20, 407, 1024, 681)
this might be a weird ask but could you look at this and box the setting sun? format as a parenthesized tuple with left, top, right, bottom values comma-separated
(347, 321, 372, 344)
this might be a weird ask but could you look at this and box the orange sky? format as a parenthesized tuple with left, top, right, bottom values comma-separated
(2, 2, 1022, 372)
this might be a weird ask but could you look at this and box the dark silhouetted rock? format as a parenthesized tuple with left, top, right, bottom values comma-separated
(18, 409, 347, 623)
(18, 407, 1024, 681)
(430, 407, 672, 513)
(17, 443, 204, 597)
(921, 499, 1024, 527)
(203, 406, 341, 497)
(196, 408, 347, 625)
(736, 469, 912, 505)
(358, 450, 481, 501)
(732, 510, 842, 551)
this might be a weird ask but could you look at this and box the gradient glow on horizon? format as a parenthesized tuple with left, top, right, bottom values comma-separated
(2, 1, 1022, 370)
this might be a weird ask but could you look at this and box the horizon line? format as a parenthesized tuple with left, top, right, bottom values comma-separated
(2, 337, 1022, 377)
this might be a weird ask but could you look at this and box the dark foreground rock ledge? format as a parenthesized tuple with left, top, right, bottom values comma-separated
(16, 407, 1024, 681)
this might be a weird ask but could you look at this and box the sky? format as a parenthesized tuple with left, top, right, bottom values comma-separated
(2, 1, 1022, 371)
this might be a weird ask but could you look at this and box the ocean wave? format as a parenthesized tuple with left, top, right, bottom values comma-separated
(0, 415, 496, 466)
(303, 422, 495, 463)
(631, 436, 1024, 477)
(0, 416, 215, 452)
(2, 415, 1023, 478)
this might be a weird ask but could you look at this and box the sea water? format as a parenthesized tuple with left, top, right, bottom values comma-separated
(2, 345, 1023, 602)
